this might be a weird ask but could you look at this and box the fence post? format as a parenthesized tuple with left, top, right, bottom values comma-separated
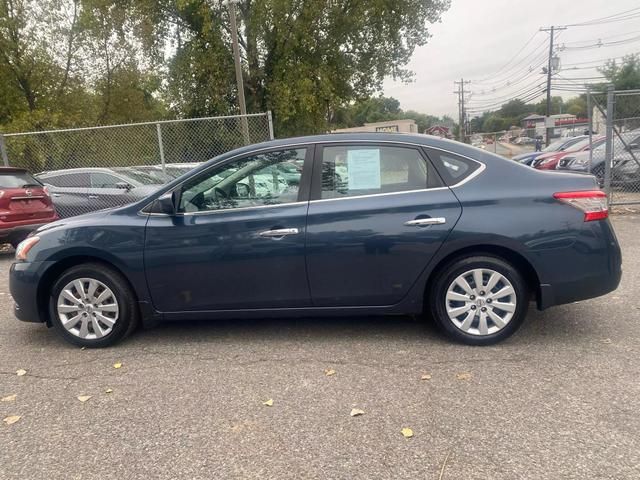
(587, 88, 593, 172)
(156, 123, 166, 174)
(604, 85, 615, 200)
(267, 111, 275, 140)
(0, 134, 9, 166)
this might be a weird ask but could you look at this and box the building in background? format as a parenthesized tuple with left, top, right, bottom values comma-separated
(332, 119, 418, 134)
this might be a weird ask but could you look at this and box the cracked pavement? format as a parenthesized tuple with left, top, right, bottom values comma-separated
(1, 217, 639, 479)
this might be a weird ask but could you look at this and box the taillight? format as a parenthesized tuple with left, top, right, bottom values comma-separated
(553, 190, 608, 222)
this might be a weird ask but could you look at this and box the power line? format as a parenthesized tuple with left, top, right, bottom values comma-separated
(471, 30, 542, 83)
(559, 34, 640, 51)
(563, 7, 640, 27)
(471, 39, 549, 87)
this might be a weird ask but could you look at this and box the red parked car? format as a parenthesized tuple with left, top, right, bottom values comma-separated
(0, 167, 59, 248)
(532, 136, 604, 170)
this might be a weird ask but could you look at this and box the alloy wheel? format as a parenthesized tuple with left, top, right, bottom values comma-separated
(445, 268, 517, 336)
(56, 278, 119, 340)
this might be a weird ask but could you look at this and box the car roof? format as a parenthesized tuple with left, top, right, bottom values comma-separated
(0, 167, 29, 173)
(37, 167, 120, 176)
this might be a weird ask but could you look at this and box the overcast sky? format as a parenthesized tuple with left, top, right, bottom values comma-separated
(383, 0, 640, 118)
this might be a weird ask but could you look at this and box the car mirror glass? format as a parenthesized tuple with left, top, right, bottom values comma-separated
(116, 182, 132, 190)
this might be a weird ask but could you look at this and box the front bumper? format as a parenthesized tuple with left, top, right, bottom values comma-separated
(9, 261, 54, 323)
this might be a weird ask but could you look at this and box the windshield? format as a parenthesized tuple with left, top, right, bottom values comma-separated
(543, 140, 566, 152)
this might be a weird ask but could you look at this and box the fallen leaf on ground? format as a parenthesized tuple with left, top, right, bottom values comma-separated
(421, 374, 432, 381)
(3, 415, 21, 425)
(350, 408, 365, 417)
(77, 395, 92, 402)
(113, 362, 122, 369)
(1, 394, 17, 402)
(16, 369, 27, 376)
(324, 369, 336, 376)
(456, 372, 472, 381)
(105, 388, 113, 394)
(262, 399, 273, 407)
(401, 427, 414, 438)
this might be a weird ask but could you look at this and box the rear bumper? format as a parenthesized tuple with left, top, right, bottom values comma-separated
(537, 220, 622, 309)
(9, 261, 54, 323)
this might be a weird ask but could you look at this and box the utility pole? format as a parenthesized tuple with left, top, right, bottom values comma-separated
(224, 0, 250, 144)
(454, 78, 471, 142)
(540, 25, 566, 146)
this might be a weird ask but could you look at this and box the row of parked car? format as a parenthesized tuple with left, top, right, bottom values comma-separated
(513, 130, 640, 185)
(0, 163, 202, 247)
(0, 159, 310, 247)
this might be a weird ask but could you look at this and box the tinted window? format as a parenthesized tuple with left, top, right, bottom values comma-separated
(91, 173, 124, 188)
(42, 173, 90, 188)
(0, 171, 40, 188)
(425, 149, 481, 185)
(320, 145, 435, 200)
(178, 148, 305, 213)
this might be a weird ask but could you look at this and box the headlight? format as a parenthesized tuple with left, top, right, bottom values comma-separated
(572, 157, 589, 166)
(15, 236, 40, 261)
(541, 158, 554, 165)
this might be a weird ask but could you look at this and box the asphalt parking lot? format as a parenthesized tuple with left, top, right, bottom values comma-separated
(1, 218, 639, 480)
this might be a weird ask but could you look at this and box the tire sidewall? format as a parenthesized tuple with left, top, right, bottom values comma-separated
(49, 264, 134, 348)
(430, 256, 529, 346)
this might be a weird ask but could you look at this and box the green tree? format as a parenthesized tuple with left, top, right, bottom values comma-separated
(150, 0, 450, 135)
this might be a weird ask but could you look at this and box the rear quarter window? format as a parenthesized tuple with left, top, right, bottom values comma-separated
(0, 171, 41, 188)
(424, 148, 482, 186)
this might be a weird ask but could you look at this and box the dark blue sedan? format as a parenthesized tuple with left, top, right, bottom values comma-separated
(9, 133, 621, 347)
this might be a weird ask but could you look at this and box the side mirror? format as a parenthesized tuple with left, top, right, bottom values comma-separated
(115, 182, 132, 190)
(628, 143, 639, 151)
(155, 191, 176, 215)
(234, 182, 250, 198)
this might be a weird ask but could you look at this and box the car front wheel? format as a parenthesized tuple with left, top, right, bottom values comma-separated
(50, 263, 138, 348)
(429, 255, 529, 345)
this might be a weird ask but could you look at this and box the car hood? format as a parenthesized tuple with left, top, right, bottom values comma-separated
(34, 209, 113, 235)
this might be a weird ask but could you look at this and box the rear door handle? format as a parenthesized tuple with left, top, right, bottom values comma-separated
(88, 195, 99, 199)
(404, 217, 446, 227)
(259, 228, 299, 238)
(52, 193, 61, 198)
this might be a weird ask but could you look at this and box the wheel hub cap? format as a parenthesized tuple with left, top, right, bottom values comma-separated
(56, 278, 119, 340)
(445, 268, 517, 336)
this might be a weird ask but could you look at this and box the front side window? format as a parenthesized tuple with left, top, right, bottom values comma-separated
(320, 145, 435, 200)
(178, 148, 306, 213)
(91, 173, 124, 188)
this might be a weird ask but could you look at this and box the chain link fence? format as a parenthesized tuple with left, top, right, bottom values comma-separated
(598, 88, 640, 209)
(0, 113, 273, 218)
(466, 130, 543, 159)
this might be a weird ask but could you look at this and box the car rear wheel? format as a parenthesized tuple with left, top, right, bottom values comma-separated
(50, 263, 138, 348)
(429, 255, 529, 345)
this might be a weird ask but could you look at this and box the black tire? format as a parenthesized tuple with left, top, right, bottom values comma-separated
(429, 255, 529, 346)
(49, 263, 139, 348)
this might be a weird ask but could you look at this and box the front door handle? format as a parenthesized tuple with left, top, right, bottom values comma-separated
(88, 195, 99, 199)
(404, 217, 446, 227)
(259, 228, 299, 238)
(52, 193, 61, 198)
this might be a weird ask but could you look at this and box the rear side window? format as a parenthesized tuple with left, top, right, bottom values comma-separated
(425, 149, 482, 186)
(41, 173, 90, 188)
(0, 171, 40, 188)
(319, 145, 441, 200)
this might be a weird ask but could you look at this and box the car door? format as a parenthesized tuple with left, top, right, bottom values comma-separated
(38, 172, 90, 218)
(143, 146, 313, 312)
(305, 142, 463, 307)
